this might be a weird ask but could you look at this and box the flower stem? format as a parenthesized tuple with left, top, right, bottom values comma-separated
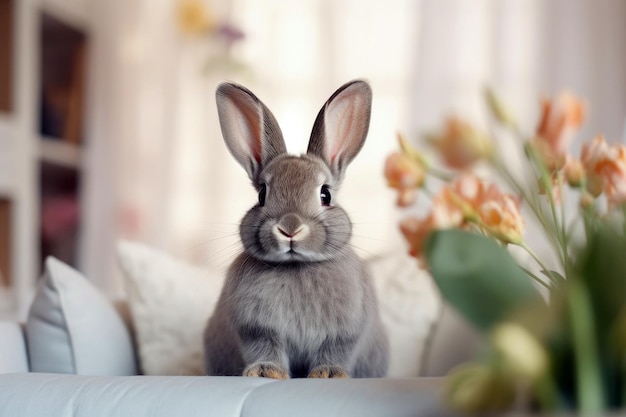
(527, 146, 569, 270)
(428, 166, 456, 182)
(517, 241, 559, 286)
(568, 280, 605, 412)
(520, 266, 551, 290)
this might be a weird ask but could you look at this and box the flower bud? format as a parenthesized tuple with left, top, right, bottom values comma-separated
(564, 157, 585, 187)
(580, 192, 595, 209)
(485, 88, 517, 128)
(431, 117, 493, 170)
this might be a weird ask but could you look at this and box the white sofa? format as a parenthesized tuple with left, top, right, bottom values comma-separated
(0, 254, 481, 417)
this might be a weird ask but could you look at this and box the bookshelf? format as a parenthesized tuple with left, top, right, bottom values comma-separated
(0, 0, 91, 319)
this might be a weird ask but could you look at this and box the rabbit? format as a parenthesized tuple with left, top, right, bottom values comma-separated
(203, 80, 389, 379)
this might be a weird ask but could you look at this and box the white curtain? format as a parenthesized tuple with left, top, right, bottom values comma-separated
(412, 0, 626, 146)
(83, 0, 626, 295)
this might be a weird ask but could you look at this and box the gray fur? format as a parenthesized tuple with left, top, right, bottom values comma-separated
(205, 80, 389, 378)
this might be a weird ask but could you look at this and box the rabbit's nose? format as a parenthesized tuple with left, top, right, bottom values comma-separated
(274, 214, 310, 242)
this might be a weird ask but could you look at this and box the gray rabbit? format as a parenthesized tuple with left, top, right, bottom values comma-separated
(204, 80, 389, 379)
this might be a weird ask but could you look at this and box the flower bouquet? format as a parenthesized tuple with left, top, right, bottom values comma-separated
(386, 90, 626, 413)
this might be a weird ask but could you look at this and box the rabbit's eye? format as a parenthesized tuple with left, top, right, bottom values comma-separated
(258, 184, 267, 206)
(320, 185, 331, 206)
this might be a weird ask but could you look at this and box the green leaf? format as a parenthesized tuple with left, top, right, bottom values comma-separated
(425, 229, 543, 331)
(577, 226, 626, 330)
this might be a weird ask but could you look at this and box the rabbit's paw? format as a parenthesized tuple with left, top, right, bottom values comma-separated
(243, 362, 290, 380)
(308, 365, 349, 379)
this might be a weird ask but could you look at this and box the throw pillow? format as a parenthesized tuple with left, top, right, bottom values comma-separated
(117, 241, 225, 375)
(367, 251, 440, 376)
(26, 257, 137, 375)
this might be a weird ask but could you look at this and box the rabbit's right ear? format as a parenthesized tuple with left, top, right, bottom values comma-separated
(216, 83, 287, 184)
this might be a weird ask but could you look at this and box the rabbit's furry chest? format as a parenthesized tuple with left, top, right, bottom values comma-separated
(228, 253, 367, 348)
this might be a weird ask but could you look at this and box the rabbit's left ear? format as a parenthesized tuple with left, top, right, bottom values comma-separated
(307, 80, 372, 181)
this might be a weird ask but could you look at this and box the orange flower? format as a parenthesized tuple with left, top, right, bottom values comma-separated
(431, 188, 466, 228)
(432, 117, 492, 170)
(399, 216, 437, 262)
(534, 92, 585, 170)
(435, 173, 524, 244)
(581, 135, 626, 208)
(384, 152, 426, 207)
(399, 174, 524, 265)
(450, 173, 487, 211)
(441, 174, 524, 244)
(477, 185, 525, 244)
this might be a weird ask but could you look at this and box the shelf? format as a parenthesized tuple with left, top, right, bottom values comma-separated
(0, 0, 13, 114)
(39, 137, 82, 168)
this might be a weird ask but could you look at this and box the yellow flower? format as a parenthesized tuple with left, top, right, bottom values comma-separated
(534, 92, 585, 171)
(431, 117, 493, 170)
(176, 0, 215, 36)
(491, 323, 549, 380)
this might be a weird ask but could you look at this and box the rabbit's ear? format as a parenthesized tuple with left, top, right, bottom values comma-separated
(307, 80, 372, 181)
(216, 83, 287, 184)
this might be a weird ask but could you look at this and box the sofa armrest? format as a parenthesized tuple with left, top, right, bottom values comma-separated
(242, 377, 456, 417)
(0, 321, 29, 374)
(0, 374, 274, 417)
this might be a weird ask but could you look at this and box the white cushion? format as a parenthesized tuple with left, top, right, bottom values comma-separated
(26, 257, 137, 375)
(117, 241, 225, 375)
(367, 252, 440, 376)
(117, 242, 439, 377)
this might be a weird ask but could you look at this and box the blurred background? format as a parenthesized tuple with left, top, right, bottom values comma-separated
(0, 0, 624, 319)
